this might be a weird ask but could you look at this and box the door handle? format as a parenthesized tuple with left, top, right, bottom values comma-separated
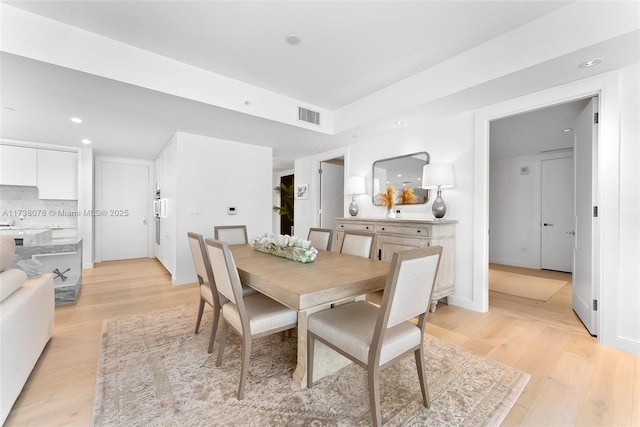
(143, 217, 148, 225)
(543, 223, 554, 226)
(566, 231, 575, 235)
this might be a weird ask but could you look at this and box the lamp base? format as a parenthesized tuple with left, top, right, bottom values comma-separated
(348, 198, 359, 216)
(432, 190, 447, 219)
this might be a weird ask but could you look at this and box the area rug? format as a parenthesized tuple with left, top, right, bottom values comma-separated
(92, 304, 530, 426)
(489, 269, 568, 301)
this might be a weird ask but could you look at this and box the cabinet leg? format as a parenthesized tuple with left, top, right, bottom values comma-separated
(429, 299, 438, 313)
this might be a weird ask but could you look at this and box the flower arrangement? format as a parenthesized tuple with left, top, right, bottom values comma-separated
(250, 232, 318, 263)
(400, 187, 418, 204)
(380, 186, 396, 210)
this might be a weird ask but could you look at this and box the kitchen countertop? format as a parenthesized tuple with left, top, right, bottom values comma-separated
(0, 228, 81, 246)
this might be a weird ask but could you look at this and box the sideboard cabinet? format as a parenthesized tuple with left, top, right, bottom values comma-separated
(334, 218, 456, 312)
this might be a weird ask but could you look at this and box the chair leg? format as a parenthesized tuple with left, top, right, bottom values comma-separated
(307, 333, 315, 388)
(194, 298, 205, 334)
(237, 334, 252, 400)
(368, 367, 382, 427)
(216, 322, 228, 367)
(207, 304, 220, 354)
(415, 346, 430, 408)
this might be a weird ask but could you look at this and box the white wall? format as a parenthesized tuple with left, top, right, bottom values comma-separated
(489, 155, 541, 268)
(171, 132, 272, 285)
(617, 65, 640, 346)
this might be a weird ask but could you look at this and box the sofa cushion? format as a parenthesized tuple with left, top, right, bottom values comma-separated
(0, 269, 27, 303)
(0, 236, 15, 272)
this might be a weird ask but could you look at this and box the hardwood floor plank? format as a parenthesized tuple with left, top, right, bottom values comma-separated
(521, 352, 596, 426)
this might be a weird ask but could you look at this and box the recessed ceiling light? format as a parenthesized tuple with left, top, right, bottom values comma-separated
(285, 33, 301, 45)
(395, 120, 404, 125)
(3, 106, 16, 112)
(563, 128, 572, 132)
(579, 58, 602, 68)
(71, 117, 83, 123)
(81, 139, 91, 145)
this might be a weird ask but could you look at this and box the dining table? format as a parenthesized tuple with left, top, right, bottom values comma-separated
(229, 244, 390, 388)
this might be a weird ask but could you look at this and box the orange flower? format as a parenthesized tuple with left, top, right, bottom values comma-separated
(401, 188, 418, 204)
(380, 186, 396, 209)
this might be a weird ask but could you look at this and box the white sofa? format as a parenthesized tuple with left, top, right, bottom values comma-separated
(0, 236, 54, 425)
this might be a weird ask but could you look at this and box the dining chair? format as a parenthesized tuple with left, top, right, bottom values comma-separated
(187, 232, 256, 354)
(214, 225, 248, 245)
(340, 230, 375, 259)
(205, 238, 298, 400)
(307, 227, 334, 251)
(187, 232, 221, 354)
(307, 246, 443, 427)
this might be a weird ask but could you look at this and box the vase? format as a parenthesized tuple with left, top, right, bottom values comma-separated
(386, 208, 396, 219)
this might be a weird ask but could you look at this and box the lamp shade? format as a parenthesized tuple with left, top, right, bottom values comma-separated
(422, 163, 455, 189)
(345, 176, 367, 195)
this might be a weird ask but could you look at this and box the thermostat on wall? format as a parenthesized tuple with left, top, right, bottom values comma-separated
(228, 207, 237, 215)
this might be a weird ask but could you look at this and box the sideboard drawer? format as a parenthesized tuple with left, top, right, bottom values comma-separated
(335, 221, 375, 232)
(376, 224, 431, 237)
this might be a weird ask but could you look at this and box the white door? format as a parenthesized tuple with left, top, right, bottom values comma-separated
(540, 157, 574, 272)
(99, 161, 150, 261)
(573, 97, 598, 335)
(319, 161, 344, 229)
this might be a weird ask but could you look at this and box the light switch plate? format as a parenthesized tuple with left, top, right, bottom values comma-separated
(186, 207, 202, 215)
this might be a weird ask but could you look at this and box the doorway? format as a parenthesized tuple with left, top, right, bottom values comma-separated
(278, 174, 294, 236)
(318, 158, 344, 229)
(488, 97, 597, 335)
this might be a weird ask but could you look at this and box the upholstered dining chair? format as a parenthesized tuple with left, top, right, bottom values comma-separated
(340, 230, 375, 259)
(205, 238, 298, 400)
(187, 232, 257, 354)
(306, 246, 443, 427)
(307, 227, 334, 251)
(214, 225, 248, 245)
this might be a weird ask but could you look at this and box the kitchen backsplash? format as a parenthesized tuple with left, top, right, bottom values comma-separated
(0, 185, 78, 228)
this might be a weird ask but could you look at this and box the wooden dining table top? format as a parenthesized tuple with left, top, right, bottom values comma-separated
(229, 244, 390, 311)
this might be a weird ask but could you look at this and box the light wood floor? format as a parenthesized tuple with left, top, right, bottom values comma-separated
(5, 259, 640, 426)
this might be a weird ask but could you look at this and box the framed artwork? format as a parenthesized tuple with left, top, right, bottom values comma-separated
(296, 184, 309, 199)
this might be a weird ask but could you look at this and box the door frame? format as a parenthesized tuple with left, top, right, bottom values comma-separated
(472, 72, 621, 348)
(94, 156, 155, 262)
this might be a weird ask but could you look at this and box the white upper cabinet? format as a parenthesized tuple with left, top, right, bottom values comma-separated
(0, 145, 37, 186)
(36, 150, 78, 200)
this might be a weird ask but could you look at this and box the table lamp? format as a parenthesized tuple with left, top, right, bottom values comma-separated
(345, 176, 366, 216)
(422, 163, 455, 219)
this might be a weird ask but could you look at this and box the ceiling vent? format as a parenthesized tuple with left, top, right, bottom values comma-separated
(298, 107, 320, 126)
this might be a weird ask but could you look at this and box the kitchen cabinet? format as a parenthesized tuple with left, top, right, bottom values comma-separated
(334, 218, 456, 312)
(37, 150, 78, 200)
(0, 145, 37, 186)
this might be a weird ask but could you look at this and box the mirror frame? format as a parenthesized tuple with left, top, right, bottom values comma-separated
(372, 151, 430, 206)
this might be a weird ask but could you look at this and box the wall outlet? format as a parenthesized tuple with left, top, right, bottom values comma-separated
(228, 207, 237, 215)
(394, 208, 402, 218)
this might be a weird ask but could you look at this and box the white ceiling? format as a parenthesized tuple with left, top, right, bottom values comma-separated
(0, 1, 638, 170)
(2, 0, 570, 110)
(490, 98, 591, 160)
